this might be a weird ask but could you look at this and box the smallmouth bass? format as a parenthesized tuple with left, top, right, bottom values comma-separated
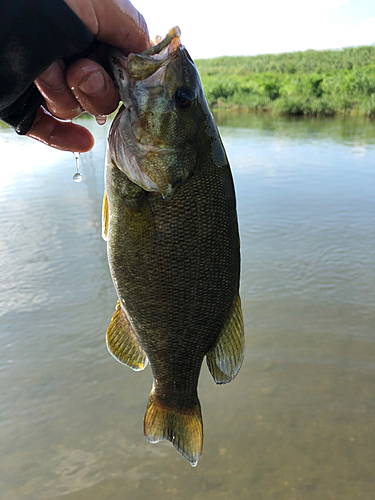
(103, 27, 245, 466)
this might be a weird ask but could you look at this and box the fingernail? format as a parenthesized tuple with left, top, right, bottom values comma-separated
(38, 61, 65, 90)
(78, 72, 106, 96)
(95, 115, 107, 125)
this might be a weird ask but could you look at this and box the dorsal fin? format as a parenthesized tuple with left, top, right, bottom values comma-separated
(106, 301, 148, 371)
(206, 296, 245, 384)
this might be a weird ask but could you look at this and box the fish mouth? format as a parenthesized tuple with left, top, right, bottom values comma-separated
(142, 26, 181, 60)
(109, 26, 182, 83)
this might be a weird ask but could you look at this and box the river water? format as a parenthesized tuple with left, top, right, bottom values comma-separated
(1, 112, 374, 499)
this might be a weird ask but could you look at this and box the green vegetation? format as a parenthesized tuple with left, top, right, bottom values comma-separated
(195, 45, 375, 116)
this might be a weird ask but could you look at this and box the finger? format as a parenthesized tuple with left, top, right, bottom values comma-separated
(64, 0, 150, 54)
(66, 59, 119, 117)
(94, 1, 150, 54)
(34, 61, 82, 120)
(26, 107, 94, 152)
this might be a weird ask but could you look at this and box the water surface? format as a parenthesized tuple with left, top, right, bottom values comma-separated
(1, 113, 374, 499)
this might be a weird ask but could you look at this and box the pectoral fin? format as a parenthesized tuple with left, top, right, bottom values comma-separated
(206, 296, 245, 384)
(102, 191, 109, 241)
(106, 301, 148, 371)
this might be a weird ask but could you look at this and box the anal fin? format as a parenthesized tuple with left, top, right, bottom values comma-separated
(206, 295, 245, 384)
(106, 301, 148, 371)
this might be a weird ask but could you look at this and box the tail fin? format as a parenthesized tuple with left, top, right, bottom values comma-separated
(144, 391, 203, 467)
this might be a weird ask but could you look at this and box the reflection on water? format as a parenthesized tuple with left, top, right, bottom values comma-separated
(1, 113, 374, 499)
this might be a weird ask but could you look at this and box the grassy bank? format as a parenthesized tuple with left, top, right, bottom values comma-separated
(195, 45, 375, 116)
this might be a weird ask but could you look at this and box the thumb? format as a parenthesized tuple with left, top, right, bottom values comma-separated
(64, 0, 150, 54)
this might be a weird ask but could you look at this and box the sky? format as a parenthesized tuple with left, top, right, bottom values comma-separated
(134, 0, 375, 59)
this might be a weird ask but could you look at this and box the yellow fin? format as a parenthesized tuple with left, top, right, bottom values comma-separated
(144, 390, 203, 467)
(206, 296, 245, 384)
(102, 190, 109, 241)
(106, 301, 148, 371)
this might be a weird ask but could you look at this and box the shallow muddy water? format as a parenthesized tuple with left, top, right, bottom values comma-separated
(1, 112, 374, 499)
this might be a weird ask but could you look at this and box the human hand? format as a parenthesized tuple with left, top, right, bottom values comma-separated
(27, 0, 149, 152)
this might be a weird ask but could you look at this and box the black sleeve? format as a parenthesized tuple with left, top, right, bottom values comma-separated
(0, 0, 98, 134)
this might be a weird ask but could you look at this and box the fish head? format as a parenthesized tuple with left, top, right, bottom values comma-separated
(108, 27, 205, 199)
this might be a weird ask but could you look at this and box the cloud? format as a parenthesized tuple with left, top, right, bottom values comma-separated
(350, 16, 375, 44)
(135, 0, 374, 58)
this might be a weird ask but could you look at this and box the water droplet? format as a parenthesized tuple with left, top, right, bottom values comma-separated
(73, 172, 83, 182)
(95, 115, 107, 125)
(72, 151, 83, 182)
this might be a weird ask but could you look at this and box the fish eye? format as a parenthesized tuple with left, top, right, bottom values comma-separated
(175, 87, 195, 110)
